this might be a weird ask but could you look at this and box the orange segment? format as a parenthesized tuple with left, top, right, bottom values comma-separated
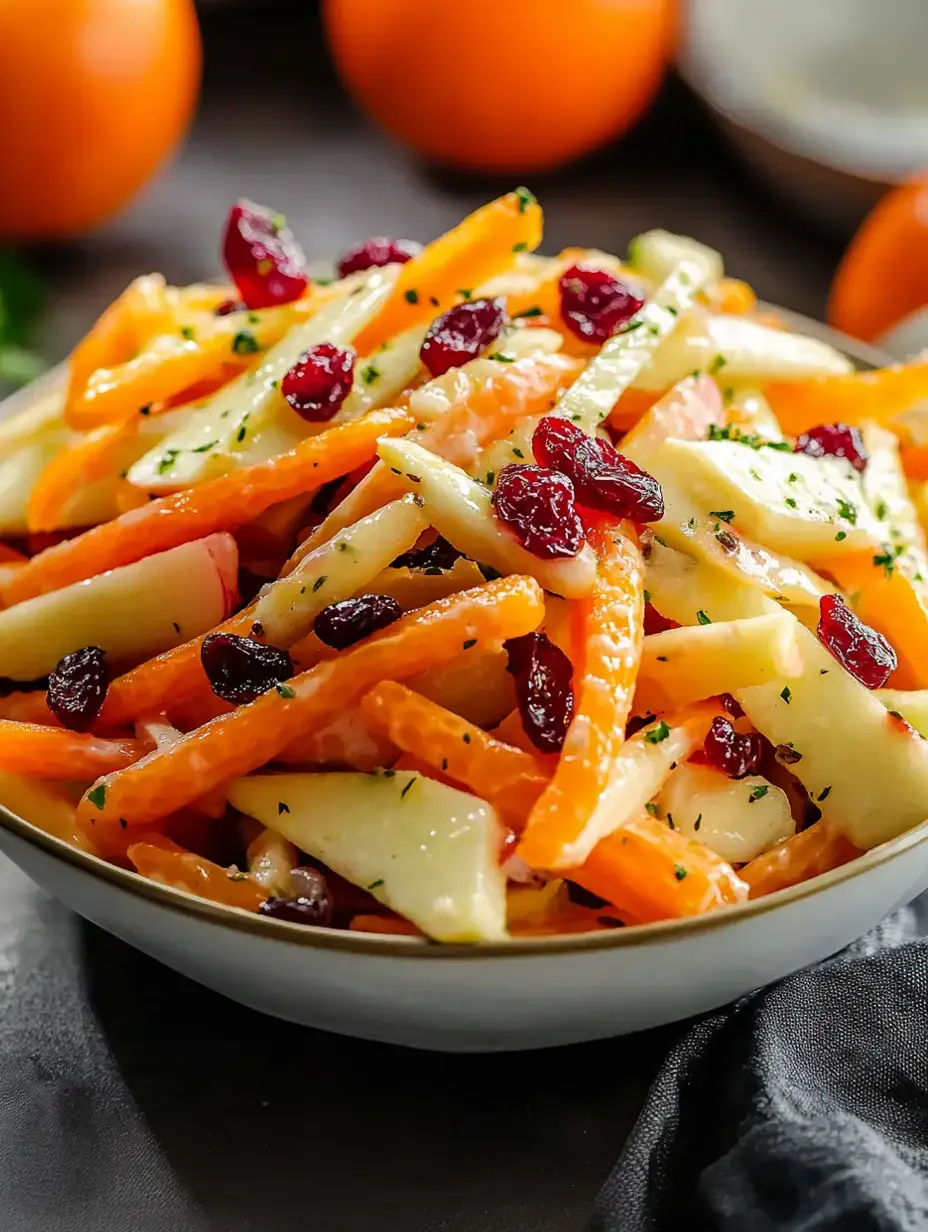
(77, 576, 545, 834)
(518, 522, 645, 870)
(740, 822, 862, 899)
(128, 834, 266, 912)
(360, 681, 550, 826)
(569, 814, 748, 924)
(817, 551, 928, 689)
(3, 406, 413, 606)
(302, 350, 583, 552)
(766, 361, 928, 435)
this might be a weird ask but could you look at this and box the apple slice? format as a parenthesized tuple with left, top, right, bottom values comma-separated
(128, 269, 399, 493)
(0, 533, 239, 679)
(656, 764, 795, 863)
(635, 611, 803, 714)
(376, 437, 598, 598)
(228, 770, 507, 942)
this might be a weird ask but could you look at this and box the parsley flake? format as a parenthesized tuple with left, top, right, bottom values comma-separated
(709, 510, 735, 523)
(780, 686, 792, 704)
(87, 784, 107, 810)
(404, 289, 419, 304)
(645, 720, 671, 745)
(696, 610, 711, 625)
(674, 865, 688, 882)
(276, 683, 295, 698)
(278, 802, 290, 815)
(836, 498, 858, 524)
(231, 330, 259, 355)
(515, 186, 537, 213)
(749, 785, 768, 803)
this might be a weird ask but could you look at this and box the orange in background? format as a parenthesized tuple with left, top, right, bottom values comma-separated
(324, 0, 676, 174)
(829, 176, 928, 343)
(0, 0, 201, 240)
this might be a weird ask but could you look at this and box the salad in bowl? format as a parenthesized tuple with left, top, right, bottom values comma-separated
(1, 189, 928, 948)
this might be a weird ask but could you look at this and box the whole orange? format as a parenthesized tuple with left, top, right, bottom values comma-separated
(829, 178, 928, 343)
(0, 0, 201, 240)
(324, 0, 676, 174)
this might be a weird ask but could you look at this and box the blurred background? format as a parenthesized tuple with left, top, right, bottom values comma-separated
(2, 0, 927, 394)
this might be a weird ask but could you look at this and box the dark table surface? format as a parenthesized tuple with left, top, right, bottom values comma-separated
(4, 10, 845, 1230)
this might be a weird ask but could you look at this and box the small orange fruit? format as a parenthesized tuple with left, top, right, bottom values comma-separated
(829, 177, 928, 343)
(0, 0, 202, 240)
(324, 0, 676, 174)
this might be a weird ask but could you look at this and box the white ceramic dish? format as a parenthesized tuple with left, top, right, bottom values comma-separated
(680, 0, 928, 232)
(0, 314, 922, 1053)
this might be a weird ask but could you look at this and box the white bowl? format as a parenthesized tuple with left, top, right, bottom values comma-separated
(0, 314, 921, 1053)
(680, 0, 928, 232)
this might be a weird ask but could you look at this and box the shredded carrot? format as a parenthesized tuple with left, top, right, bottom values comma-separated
(27, 419, 140, 533)
(352, 189, 544, 356)
(360, 681, 550, 826)
(3, 407, 413, 606)
(66, 275, 176, 419)
(128, 834, 266, 912)
(66, 301, 315, 431)
(767, 360, 928, 435)
(570, 815, 749, 923)
(0, 721, 144, 780)
(517, 523, 645, 870)
(100, 609, 255, 728)
(740, 822, 862, 899)
(77, 575, 544, 833)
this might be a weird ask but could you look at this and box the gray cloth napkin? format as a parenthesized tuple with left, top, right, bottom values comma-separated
(588, 895, 928, 1232)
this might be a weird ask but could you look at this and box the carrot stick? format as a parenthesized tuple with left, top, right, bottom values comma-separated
(27, 419, 140, 533)
(517, 523, 646, 870)
(77, 575, 545, 832)
(298, 350, 583, 553)
(699, 277, 757, 315)
(0, 772, 100, 855)
(766, 360, 928, 434)
(351, 189, 544, 356)
(569, 814, 748, 924)
(3, 406, 413, 606)
(818, 551, 928, 688)
(66, 274, 175, 418)
(0, 692, 58, 725)
(66, 301, 314, 431)
(901, 443, 928, 482)
(740, 822, 862, 899)
(128, 834, 267, 912)
(360, 681, 550, 826)
(0, 721, 144, 780)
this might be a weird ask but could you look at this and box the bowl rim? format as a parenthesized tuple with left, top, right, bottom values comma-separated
(0, 308, 916, 960)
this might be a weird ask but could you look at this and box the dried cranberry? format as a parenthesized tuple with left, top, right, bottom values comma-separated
(532, 417, 664, 523)
(201, 633, 294, 705)
(558, 265, 643, 343)
(336, 236, 422, 278)
(643, 604, 678, 636)
(491, 464, 584, 560)
(47, 646, 109, 732)
(794, 424, 868, 472)
(703, 716, 763, 779)
(214, 298, 246, 316)
(314, 594, 402, 650)
(817, 594, 896, 688)
(281, 343, 356, 422)
(260, 884, 332, 927)
(391, 535, 463, 571)
(419, 298, 508, 377)
(221, 200, 308, 309)
(719, 692, 744, 718)
(505, 632, 574, 754)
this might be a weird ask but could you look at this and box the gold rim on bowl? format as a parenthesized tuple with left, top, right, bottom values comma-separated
(0, 309, 913, 959)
